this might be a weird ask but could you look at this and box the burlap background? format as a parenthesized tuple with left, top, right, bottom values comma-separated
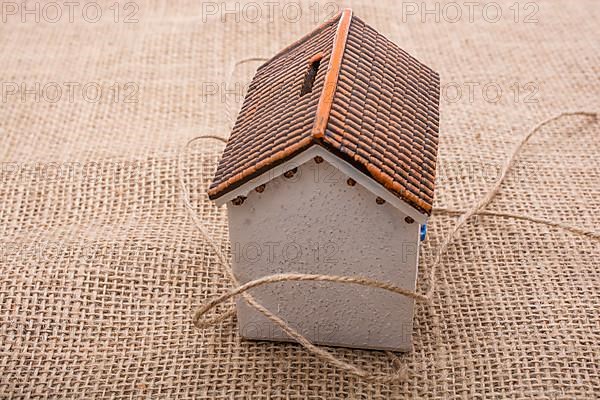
(1, 0, 599, 398)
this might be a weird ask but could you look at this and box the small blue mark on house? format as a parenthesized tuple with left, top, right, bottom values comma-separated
(420, 224, 427, 241)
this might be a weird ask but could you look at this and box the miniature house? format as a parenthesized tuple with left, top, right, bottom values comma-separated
(208, 9, 440, 351)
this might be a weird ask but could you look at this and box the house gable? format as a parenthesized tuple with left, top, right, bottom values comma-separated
(215, 146, 428, 224)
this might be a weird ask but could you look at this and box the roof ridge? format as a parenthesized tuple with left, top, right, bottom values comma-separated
(310, 8, 353, 140)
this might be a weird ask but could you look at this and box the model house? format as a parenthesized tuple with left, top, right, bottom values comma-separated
(208, 9, 440, 351)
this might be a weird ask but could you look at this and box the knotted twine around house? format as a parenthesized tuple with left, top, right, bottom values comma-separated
(179, 59, 599, 384)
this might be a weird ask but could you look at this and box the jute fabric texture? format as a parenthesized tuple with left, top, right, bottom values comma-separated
(1, 1, 599, 398)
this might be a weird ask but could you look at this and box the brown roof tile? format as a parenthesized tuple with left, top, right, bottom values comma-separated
(208, 9, 440, 215)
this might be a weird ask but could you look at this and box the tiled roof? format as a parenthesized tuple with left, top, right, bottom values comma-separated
(208, 9, 440, 215)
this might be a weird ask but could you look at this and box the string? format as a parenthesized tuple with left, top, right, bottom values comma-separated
(423, 111, 597, 299)
(433, 207, 600, 240)
(180, 111, 597, 382)
(224, 57, 269, 129)
(177, 136, 408, 383)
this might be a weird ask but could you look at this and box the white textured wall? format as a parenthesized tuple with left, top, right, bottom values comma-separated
(227, 158, 420, 351)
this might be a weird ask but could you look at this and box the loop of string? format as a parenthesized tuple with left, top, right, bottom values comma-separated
(180, 104, 598, 382)
(178, 134, 408, 383)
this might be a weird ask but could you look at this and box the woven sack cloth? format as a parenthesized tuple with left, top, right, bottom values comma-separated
(0, 0, 598, 398)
